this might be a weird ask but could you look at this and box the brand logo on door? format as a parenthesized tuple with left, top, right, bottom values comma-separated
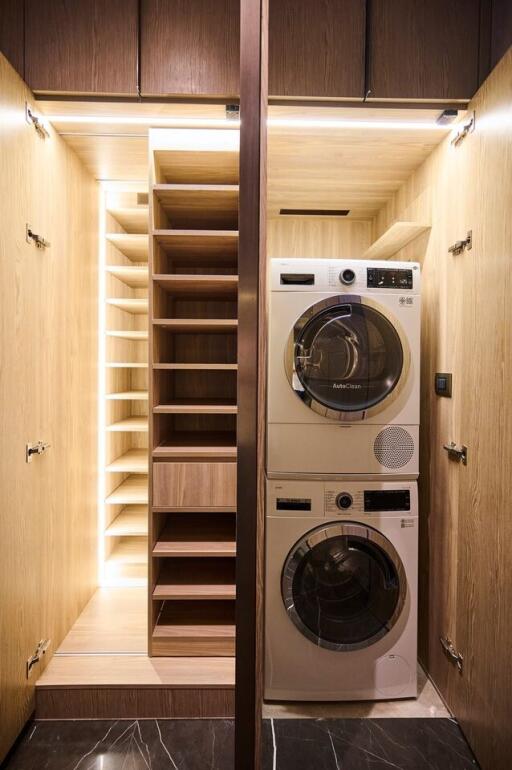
(332, 383, 362, 389)
(399, 296, 414, 306)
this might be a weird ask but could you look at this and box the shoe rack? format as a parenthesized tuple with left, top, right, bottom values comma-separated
(103, 185, 149, 586)
(148, 129, 239, 656)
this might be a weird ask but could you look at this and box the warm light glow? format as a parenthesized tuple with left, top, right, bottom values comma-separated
(267, 118, 450, 130)
(46, 114, 241, 128)
(97, 187, 107, 586)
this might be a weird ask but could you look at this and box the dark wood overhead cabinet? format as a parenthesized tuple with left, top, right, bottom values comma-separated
(140, 0, 240, 96)
(24, 0, 139, 95)
(268, 0, 366, 99)
(367, 0, 481, 101)
(0, 0, 24, 78)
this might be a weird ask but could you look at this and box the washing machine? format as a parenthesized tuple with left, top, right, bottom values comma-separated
(265, 477, 418, 701)
(267, 258, 420, 477)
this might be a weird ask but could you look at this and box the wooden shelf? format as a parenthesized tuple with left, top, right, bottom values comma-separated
(154, 145, 239, 186)
(106, 507, 148, 537)
(105, 537, 148, 584)
(106, 390, 148, 401)
(106, 330, 148, 340)
(153, 560, 235, 600)
(107, 298, 149, 314)
(106, 265, 148, 288)
(363, 220, 431, 260)
(106, 233, 149, 261)
(153, 274, 238, 294)
(107, 207, 148, 235)
(154, 184, 239, 230)
(153, 318, 237, 332)
(154, 399, 237, 415)
(154, 230, 238, 260)
(106, 475, 148, 505)
(152, 602, 235, 657)
(106, 362, 148, 369)
(153, 431, 237, 460)
(153, 515, 236, 558)
(153, 363, 237, 371)
(107, 417, 148, 432)
(106, 449, 148, 473)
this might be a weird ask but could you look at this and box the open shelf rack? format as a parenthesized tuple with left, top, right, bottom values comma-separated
(149, 129, 239, 656)
(103, 186, 149, 587)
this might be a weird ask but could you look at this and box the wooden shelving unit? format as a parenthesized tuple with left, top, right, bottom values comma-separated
(149, 128, 239, 657)
(103, 187, 149, 588)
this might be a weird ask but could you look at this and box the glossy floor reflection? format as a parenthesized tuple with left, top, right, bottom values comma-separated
(3, 718, 479, 769)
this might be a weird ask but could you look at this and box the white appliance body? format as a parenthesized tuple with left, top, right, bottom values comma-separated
(268, 258, 421, 477)
(265, 478, 418, 701)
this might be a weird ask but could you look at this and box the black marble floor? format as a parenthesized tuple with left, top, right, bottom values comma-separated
(2, 718, 479, 770)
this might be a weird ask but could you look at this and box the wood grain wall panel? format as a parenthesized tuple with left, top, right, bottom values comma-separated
(25, 0, 138, 95)
(268, 0, 365, 99)
(491, 0, 512, 70)
(367, 0, 481, 100)
(140, 0, 240, 96)
(0, 56, 98, 762)
(373, 49, 512, 770)
(267, 218, 372, 260)
(0, 0, 24, 77)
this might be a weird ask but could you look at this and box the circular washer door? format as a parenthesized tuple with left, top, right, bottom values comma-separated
(285, 296, 409, 420)
(281, 522, 407, 652)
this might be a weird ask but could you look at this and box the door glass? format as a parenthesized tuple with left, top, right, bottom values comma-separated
(295, 302, 403, 411)
(290, 533, 400, 647)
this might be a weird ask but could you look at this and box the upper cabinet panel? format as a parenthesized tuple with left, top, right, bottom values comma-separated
(0, 0, 24, 78)
(140, 0, 240, 97)
(367, 0, 480, 101)
(25, 0, 138, 95)
(269, 0, 366, 99)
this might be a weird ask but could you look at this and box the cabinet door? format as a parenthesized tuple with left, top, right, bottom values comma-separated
(367, 0, 480, 101)
(0, 0, 24, 77)
(140, 0, 240, 96)
(25, 0, 138, 95)
(269, 0, 365, 98)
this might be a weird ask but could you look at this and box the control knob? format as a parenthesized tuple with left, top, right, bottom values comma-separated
(336, 493, 353, 510)
(340, 268, 356, 285)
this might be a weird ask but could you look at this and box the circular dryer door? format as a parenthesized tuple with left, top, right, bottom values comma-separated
(285, 296, 409, 420)
(282, 522, 407, 651)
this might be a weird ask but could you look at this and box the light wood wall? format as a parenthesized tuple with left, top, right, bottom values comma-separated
(373, 49, 512, 770)
(267, 217, 372, 260)
(0, 54, 98, 760)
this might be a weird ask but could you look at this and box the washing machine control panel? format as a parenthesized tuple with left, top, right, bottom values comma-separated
(325, 486, 412, 516)
(367, 267, 413, 290)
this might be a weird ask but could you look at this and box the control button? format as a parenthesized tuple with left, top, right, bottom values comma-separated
(340, 268, 356, 285)
(336, 493, 353, 510)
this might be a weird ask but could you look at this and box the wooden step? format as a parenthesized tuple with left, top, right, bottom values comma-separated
(154, 184, 239, 230)
(152, 602, 235, 657)
(107, 298, 149, 314)
(153, 274, 238, 294)
(106, 475, 148, 505)
(153, 514, 236, 558)
(107, 207, 148, 234)
(106, 233, 149, 261)
(106, 264, 148, 287)
(106, 390, 148, 400)
(153, 399, 237, 415)
(106, 507, 148, 537)
(153, 318, 237, 332)
(153, 431, 237, 460)
(153, 559, 235, 600)
(154, 230, 238, 260)
(106, 449, 148, 473)
(107, 417, 148, 432)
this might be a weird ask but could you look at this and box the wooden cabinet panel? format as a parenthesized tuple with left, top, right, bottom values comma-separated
(25, 0, 138, 95)
(140, 0, 240, 96)
(368, 0, 480, 100)
(491, 0, 512, 70)
(0, 0, 24, 77)
(153, 462, 236, 508)
(269, 0, 365, 98)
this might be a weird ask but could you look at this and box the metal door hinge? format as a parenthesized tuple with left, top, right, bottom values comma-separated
(451, 111, 475, 146)
(26, 639, 51, 678)
(443, 442, 468, 465)
(26, 224, 51, 249)
(25, 102, 50, 139)
(26, 440, 51, 463)
(440, 636, 464, 673)
(448, 230, 472, 256)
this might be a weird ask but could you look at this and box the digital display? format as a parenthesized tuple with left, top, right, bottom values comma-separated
(364, 490, 411, 512)
(276, 498, 312, 511)
(367, 268, 413, 290)
(280, 273, 315, 285)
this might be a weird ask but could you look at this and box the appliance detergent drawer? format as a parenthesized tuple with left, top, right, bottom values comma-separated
(153, 462, 237, 508)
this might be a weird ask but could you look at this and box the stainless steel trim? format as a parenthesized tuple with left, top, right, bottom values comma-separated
(281, 520, 408, 652)
(284, 295, 411, 421)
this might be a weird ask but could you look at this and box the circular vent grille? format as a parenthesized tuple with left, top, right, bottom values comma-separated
(374, 427, 414, 469)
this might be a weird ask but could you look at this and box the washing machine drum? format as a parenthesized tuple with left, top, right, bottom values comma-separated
(282, 522, 407, 651)
(286, 296, 408, 419)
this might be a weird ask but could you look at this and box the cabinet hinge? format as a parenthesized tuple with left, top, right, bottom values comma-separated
(448, 230, 472, 256)
(26, 224, 51, 250)
(451, 111, 475, 146)
(26, 639, 51, 678)
(442, 442, 468, 465)
(440, 636, 464, 673)
(25, 102, 50, 140)
(26, 440, 51, 463)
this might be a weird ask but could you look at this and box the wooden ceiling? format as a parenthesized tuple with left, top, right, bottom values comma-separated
(38, 101, 452, 220)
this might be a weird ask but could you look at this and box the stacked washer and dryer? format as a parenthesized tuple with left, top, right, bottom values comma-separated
(265, 258, 420, 701)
